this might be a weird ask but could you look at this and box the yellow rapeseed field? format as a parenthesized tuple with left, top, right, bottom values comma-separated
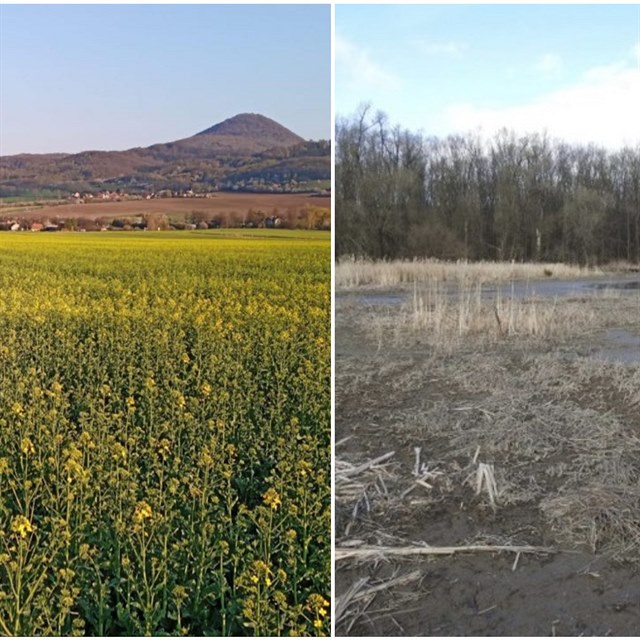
(0, 230, 330, 636)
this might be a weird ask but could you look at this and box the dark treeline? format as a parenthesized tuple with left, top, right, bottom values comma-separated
(336, 105, 640, 264)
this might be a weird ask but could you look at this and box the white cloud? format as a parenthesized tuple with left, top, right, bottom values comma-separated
(445, 52, 640, 149)
(534, 53, 563, 77)
(412, 39, 467, 58)
(335, 33, 400, 91)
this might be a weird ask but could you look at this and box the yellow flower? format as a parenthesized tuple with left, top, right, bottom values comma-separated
(11, 515, 34, 538)
(0, 458, 9, 474)
(133, 500, 153, 524)
(58, 567, 76, 581)
(313, 619, 323, 629)
(78, 431, 94, 448)
(71, 618, 85, 636)
(112, 442, 127, 462)
(285, 528, 297, 542)
(20, 437, 35, 455)
(172, 585, 187, 602)
(64, 458, 84, 483)
(12, 402, 24, 416)
(200, 382, 211, 396)
(61, 594, 74, 609)
(307, 593, 330, 611)
(262, 488, 281, 510)
(200, 447, 213, 466)
(273, 590, 288, 607)
(157, 438, 171, 457)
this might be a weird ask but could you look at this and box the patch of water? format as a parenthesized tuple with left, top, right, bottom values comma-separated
(593, 328, 640, 364)
(337, 276, 640, 309)
(591, 280, 640, 290)
(355, 293, 406, 306)
(490, 277, 640, 300)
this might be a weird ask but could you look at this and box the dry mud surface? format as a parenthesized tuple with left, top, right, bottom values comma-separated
(335, 283, 640, 636)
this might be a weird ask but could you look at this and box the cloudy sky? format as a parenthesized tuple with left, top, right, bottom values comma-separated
(336, 4, 640, 149)
(0, 4, 330, 155)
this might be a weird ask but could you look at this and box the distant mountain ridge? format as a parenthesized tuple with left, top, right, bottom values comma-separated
(0, 113, 329, 197)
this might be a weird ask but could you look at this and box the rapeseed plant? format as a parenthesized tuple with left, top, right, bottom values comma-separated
(0, 231, 330, 635)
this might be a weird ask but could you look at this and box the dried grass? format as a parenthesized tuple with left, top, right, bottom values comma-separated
(541, 486, 640, 559)
(354, 284, 622, 356)
(336, 257, 601, 290)
(407, 282, 603, 344)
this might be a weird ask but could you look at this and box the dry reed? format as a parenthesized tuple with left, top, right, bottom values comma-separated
(336, 257, 601, 289)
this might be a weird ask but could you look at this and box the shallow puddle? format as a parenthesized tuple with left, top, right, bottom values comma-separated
(351, 293, 406, 306)
(340, 276, 640, 308)
(478, 276, 640, 300)
(594, 328, 640, 364)
(592, 279, 640, 290)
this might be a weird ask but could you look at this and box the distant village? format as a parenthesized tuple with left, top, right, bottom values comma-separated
(62, 186, 330, 203)
(0, 188, 331, 232)
(0, 216, 287, 233)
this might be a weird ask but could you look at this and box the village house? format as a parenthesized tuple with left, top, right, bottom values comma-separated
(265, 216, 282, 228)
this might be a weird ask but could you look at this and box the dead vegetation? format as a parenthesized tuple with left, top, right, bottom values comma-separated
(542, 486, 640, 560)
(335, 568, 424, 635)
(336, 274, 640, 635)
(336, 257, 602, 289)
(369, 281, 638, 354)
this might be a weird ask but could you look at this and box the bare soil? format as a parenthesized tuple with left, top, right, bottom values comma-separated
(1, 193, 328, 220)
(335, 287, 640, 636)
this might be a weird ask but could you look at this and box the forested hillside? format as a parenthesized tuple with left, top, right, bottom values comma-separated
(0, 114, 330, 197)
(336, 106, 640, 264)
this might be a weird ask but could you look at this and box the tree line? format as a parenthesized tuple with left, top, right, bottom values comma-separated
(336, 105, 640, 264)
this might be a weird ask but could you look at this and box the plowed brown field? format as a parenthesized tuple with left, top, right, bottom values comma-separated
(3, 193, 329, 220)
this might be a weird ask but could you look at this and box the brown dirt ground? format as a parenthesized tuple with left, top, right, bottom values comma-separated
(2, 193, 329, 220)
(335, 290, 640, 636)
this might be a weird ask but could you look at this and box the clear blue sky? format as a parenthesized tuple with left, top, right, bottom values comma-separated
(336, 4, 640, 148)
(0, 4, 330, 155)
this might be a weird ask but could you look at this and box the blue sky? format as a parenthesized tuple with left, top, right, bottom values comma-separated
(0, 4, 330, 155)
(336, 4, 640, 148)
